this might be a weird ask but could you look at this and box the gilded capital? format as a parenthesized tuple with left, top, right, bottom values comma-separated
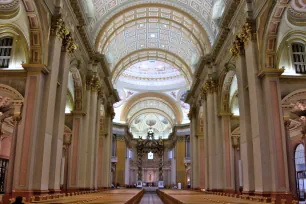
(92, 78, 101, 92)
(51, 15, 68, 39)
(62, 33, 78, 54)
(86, 72, 95, 90)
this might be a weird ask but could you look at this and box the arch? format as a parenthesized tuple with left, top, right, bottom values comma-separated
(21, 0, 44, 64)
(120, 92, 182, 123)
(220, 69, 237, 113)
(126, 97, 177, 123)
(276, 31, 306, 74)
(93, 2, 215, 48)
(112, 49, 192, 85)
(261, 0, 292, 69)
(0, 24, 30, 68)
(102, 20, 201, 71)
(128, 109, 174, 127)
(281, 89, 306, 105)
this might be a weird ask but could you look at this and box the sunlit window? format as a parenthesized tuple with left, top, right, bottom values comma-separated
(295, 144, 306, 171)
(0, 37, 13, 68)
(292, 43, 306, 74)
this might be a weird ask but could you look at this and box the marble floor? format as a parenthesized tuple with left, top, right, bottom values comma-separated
(140, 192, 163, 204)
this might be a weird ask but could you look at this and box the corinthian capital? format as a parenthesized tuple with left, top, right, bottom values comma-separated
(51, 15, 68, 39)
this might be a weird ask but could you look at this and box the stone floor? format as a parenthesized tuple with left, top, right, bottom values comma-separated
(140, 192, 163, 204)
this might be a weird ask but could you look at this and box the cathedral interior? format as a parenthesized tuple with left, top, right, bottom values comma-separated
(0, 0, 306, 204)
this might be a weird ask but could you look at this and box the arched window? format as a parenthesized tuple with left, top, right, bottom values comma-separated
(0, 37, 13, 68)
(295, 144, 306, 171)
(295, 144, 306, 200)
(292, 43, 306, 74)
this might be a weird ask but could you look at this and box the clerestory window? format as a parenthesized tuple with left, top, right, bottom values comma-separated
(292, 43, 306, 74)
(0, 37, 13, 68)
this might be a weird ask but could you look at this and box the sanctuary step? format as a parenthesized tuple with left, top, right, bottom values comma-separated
(9, 189, 144, 204)
(143, 187, 159, 192)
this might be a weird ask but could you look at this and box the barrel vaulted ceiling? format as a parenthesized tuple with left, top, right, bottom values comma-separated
(79, 0, 227, 135)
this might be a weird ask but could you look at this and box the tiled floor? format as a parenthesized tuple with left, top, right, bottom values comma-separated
(140, 193, 163, 204)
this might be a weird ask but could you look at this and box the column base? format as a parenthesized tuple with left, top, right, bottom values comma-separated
(7, 190, 49, 203)
(270, 192, 292, 204)
(242, 190, 255, 196)
(224, 189, 236, 194)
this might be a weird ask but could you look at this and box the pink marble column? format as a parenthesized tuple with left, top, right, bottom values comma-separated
(235, 49, 255, 194)
(49, 46, 71, 193)
(68, 111, 84, 192)
(12, 64, 50, 200)
(258, 68, 291, 202)
(245, 39, 273, 195)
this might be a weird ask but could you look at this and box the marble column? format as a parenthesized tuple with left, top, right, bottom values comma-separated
(235, 47, 255, 194)
(68, 111, 84, 191)
(85, 77, 98, 189)
(79, 71, 93, 189)
(212, 73, 224, 191)
(101, 109, 114, 188)
(93, 93, 102, 190)
(245, 35, 273, 195)
(190, 106, 199, 189)
(170, 147, 176, 186)
(201, 95, 209, 189)
(220, 113, 235, 193)
(283, 117, 297, 198)
(12, 64, 48, 199)
(259, 68, 290, 201)
(49, 37, 73, 193)
(206, 79, 216, 191)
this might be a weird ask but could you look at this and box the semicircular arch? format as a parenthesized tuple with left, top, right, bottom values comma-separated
(94, 3, 213, 51)
(120, 92, 182, 123)
(112, 49, 192, 85)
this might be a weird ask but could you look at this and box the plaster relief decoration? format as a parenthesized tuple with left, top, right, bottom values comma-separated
(90, 0, 229, 46)
(130, 113, 172, 139)
(288, 0, 306, 25)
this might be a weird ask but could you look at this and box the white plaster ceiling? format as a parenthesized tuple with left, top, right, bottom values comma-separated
(104, 21, 201, 71)
(89, 0, 227, 45)
(117, 60, 186, 89)
(130, 113, 172, 139)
